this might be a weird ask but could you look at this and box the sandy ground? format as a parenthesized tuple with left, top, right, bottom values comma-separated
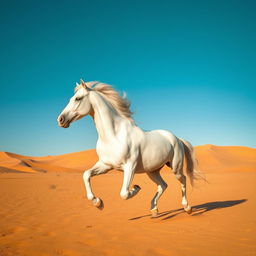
(0, 145, 256, 256)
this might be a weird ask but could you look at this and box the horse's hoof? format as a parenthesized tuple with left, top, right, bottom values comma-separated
(184, 205, 192, 214)
(150, 208, 158, 218)
(92, 197, 104, 210)
(133, 185, 141, 191)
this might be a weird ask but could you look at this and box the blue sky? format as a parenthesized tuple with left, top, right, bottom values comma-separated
(0, 0, 255, 156)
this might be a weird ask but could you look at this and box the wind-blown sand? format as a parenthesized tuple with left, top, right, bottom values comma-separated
(0, 145, 255, 256)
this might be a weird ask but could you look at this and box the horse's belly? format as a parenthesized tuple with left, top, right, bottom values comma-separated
(140, 152, 172, 172)
(139, 142, 174, 172)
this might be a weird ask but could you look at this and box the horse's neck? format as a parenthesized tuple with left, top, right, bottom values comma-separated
(90, 92, 126, 142)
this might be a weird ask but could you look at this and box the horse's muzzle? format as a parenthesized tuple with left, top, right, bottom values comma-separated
(57, 113, 78, 128)
(57, 114, 69, 128)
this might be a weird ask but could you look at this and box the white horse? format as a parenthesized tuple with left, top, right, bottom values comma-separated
(57, 80, 198, 217)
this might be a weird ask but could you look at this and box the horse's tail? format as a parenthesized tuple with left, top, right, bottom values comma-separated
(179, 138, 200, 186)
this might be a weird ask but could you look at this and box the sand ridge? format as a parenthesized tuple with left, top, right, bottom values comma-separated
(1, 145, 256, 174)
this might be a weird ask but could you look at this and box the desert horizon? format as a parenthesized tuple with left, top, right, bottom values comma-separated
(1, 144, 255, 174)
(0, 144, 255, 256)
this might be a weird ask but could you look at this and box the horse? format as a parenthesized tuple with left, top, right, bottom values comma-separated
(57, 79, 198, 217)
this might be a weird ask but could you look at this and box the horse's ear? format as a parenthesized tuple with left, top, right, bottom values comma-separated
(80, 79, 88, 89)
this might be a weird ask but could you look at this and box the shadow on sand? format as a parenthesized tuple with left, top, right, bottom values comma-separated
(129, 199, 247, 221)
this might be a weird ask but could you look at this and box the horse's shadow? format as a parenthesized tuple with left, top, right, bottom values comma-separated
(129, 199, 247, 221)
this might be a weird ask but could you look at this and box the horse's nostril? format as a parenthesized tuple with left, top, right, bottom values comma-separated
(59, 115, 65, 124)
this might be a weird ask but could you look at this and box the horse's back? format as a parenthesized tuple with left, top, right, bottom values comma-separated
(152, 129, 179, 145)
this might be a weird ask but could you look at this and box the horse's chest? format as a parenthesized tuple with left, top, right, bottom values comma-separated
(96, 141, 129, 169)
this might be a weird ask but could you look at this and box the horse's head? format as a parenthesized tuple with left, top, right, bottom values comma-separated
(57, 80, 93, 128)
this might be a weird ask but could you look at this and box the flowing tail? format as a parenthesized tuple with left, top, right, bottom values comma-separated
(179, 138, 200, 186)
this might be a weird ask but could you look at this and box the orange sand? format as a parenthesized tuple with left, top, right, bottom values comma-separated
(0, 145, 256, 256)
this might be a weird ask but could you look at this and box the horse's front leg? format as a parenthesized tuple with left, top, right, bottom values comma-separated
(120, 161, 141, 200)
(83, 161, 112, 209)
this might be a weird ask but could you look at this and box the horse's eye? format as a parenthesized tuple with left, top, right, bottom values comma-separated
(75, 96, 83, 101)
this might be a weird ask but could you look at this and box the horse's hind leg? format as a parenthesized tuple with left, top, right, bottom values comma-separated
(147, 170, 168, 217)
(172, 144, 192, 214)
(176, 172, 192, 214)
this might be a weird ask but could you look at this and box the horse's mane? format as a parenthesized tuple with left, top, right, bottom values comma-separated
(75, 81, 133, 122)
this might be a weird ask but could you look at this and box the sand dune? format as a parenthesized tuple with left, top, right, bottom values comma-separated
(0, 145, 255, 256)
(195, 145, 256, 172)
(1, 145, 256, 174)
(0, 150, 98, 173)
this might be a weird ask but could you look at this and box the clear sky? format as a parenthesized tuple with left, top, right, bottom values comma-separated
(0, 0, 255, 156)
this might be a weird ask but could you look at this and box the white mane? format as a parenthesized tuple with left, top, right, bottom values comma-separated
(76, 81, 133, 122)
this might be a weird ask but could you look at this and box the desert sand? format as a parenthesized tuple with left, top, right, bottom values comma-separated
(0, 145, 255, 256)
